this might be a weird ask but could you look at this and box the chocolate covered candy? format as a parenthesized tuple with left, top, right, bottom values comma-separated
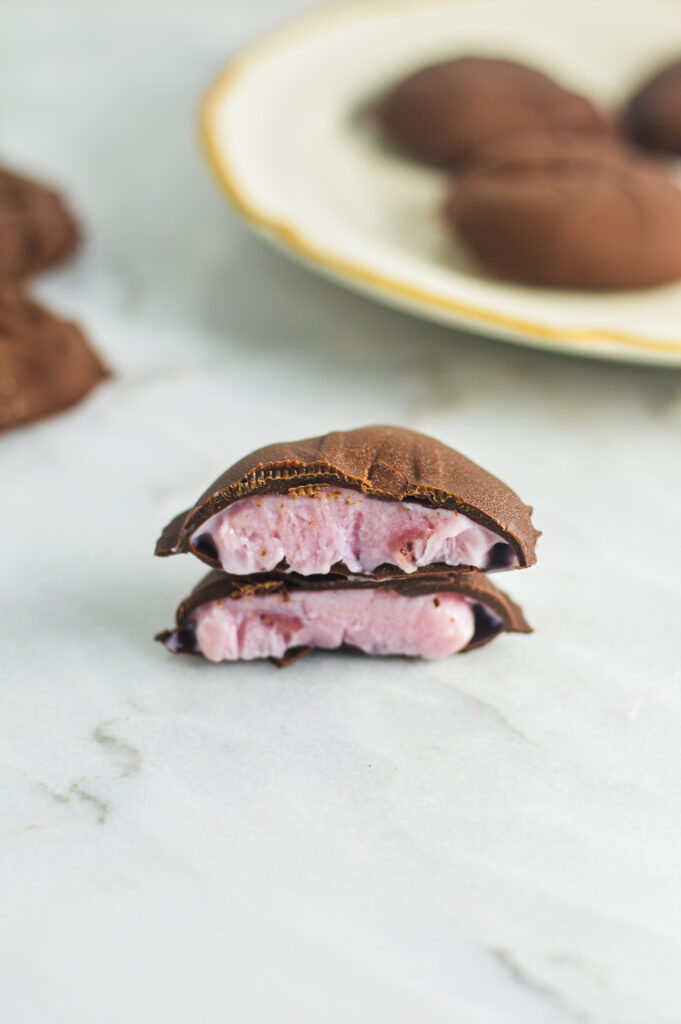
(446, 137, 681, 289)
(0, 287, 109, 433)
(156, 568, 531, 665)
(155, 426, 539, 575)
(459, 128, 626, 173)
(0, 166, 80, 281)
(623, 59, 681, 155)
(377, 57, 608, 168)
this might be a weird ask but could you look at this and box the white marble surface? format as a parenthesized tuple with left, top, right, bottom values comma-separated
(2, 3, 681, 1022)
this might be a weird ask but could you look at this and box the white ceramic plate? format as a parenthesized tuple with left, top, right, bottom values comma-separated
(202, 0, 681, 365)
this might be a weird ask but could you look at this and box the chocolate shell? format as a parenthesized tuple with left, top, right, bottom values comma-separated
(155, 426, 539, 571)
(622, 59, 681, 155)
(458, 129, 626, 173)
(446, 139, 681, 289)
(0, 287, 109, 433)
(377, 57, 609, 169)
(156, 567, 532, 664)
(0, 166, 80, 281)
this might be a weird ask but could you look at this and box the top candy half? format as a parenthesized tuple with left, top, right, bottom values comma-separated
(155, 426, 539, 577)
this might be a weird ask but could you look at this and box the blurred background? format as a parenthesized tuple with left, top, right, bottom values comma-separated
(3, 2, 681, 1023)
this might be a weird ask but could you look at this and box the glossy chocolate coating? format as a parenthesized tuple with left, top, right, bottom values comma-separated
(155, 426, 539, 571)
(446, 136, 681, 289)
(0, 166, 80, 281)
(0, 287, 109, 433)
(377, 57, 608, 168)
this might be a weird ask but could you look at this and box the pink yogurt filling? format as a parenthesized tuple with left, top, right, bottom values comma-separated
(190, 589, 478, 662)
(193, 487, 513, 575)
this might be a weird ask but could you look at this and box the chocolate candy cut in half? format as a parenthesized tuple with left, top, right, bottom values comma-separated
(0, 165, 80, 282)
(156, 568, 531, 666)
(155, 426, 539, 577)
(0, 287, 109, 434)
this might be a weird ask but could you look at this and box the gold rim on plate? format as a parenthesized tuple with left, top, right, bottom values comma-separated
(201, 0, 681, 360)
